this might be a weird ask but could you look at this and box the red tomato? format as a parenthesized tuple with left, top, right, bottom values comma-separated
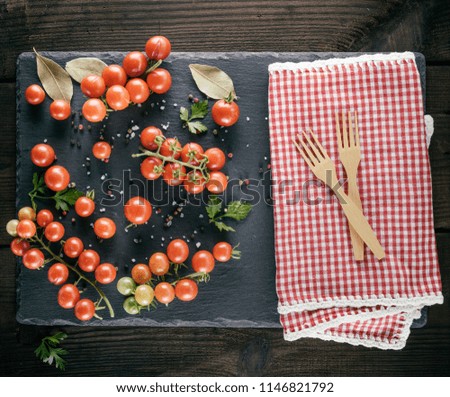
(163, 163, 186, 186)
(140, 126, 162, 150)
(205, 147, 226, 171)
(131, 263, 152, 284)
(183, 171, 206, 194)
(49, 100, 71, 121)
(48, 263, 69, 285)
(36, 209, 54, 227)
(212, 99, 240, 127)
(175, 279, 198, 302)
(154, 282, 175, 304)
(44, 165, 70, 192)
(146, 68, 172, 94)
(166, 239, 189, 264)
(140, 157, 163, 180)
(191, 250, 215, 273)
(145, 36, 172, 60)
(206, 171, 228, 194)
(74, 298, 95, 321)
(102, 64, 127, 87)
(75, 196, 95, 217)
(95, 263, 117, 284)
(10, 238, 30, 256)
(23, 248, 45, 270)
(25, 84, 46, 105)
(30, 143, 55, 167)
(78, 249, 100, 272)
(149, 252, 170, 276)
(181, 143, 204, 166)
(212, 242, 235, 262)
(92, 141, 112, 160)
(94, 217, 116, 239)
(124, 196, 152, 225)
(82, 98, 107, 123)
(16, 219, 36, 239)
(58, 284, 80, 309)
(160, 137, 181, 158)
(126, 78, 150, 104)
(106, 85, 130, 110)
(63, 237, 84, 258)
(80, 75, 106, 98)
(44, 221, 65, 242)
(123, 51, 148, 77)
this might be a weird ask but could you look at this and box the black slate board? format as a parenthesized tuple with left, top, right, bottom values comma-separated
(16, 52, 427, 328)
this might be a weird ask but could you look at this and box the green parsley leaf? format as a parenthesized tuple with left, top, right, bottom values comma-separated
(223, 201, 252, 221)
(187, 120, 208, 135)
(35, 332, 68, 371)
(180, 100, 209, 134)
(214, 221, 236, 232)
(190, 100, 208, 119)
(179, 106, 189, 122)
(205, 196, 252, 232)
(206, 196, 223, 219)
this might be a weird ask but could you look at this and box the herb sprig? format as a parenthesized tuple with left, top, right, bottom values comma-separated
(206, 196, 252, 232)
(180, 100, 209, 134)
(34, 332, 69, 371)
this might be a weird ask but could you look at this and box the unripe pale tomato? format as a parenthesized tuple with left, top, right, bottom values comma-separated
(134, 284, 154, 306)
(18, 206, 36, 221)
(25, 84, 46, 105)
(30, 143, 55, 167)
(49, 100, 71, 120)
(145, 36, 171, 60)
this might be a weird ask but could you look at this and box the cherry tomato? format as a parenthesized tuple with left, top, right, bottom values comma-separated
(145, 36, 172, 60)
(131, 263, 152, 284)
(106, 85, 130, 110)
(81, 75, 106, 98)
(6, 219, 19, 237)
(175, 279, 198, 302)
(212, 242, 238, 262)
(205, 147, 226, 171)
(74, 298, 95, 321)
(134, 284, 154, 306)
(78, 249, 100, 272)
(44, 165, 70, 192)
(206, 171, 228, 194)
(92, 141, 112, 160)
(18, 206, 36, 221)
(140, 157, 163, 180)
(23, 248, 45, 270)
(102, 64, 127, 87)
(63, 237, 84, 258)
(167, 239, 189, 264)
(16, 219, 36, 239)
(123, 51, 148, 77)
(212, 99, 240, 127)
(160, 137, 181, 158)
(30, 143, 55, 167)
(192, 250, 215, 273)
(94, 217, 116, 239)
(49, 100, 71, 121)
(140, 126, 162, 150)
(146, 68, 172, 94)
(126, 78, 150, 104)
(149, 252, 170, 276)
(124, 196, 152, 225)
(123, 296, 140, 314)
(58, 284, 80, 309)
(117, 277, 136, 296)
(44, 221, 65, 242)
(10, 238, 30, 256)
(154, 282, 175, 304)
(48, 263, 69, 285)
(181, 143, 204, 166)
(75, 196, 95, 217)
(82, 98, 107, 123)
(183, 170, 206, 194)
(95, 263, 117, 284)
(25, 84, 45, 105)
(36, 209, 53, 227)
(163, 163, 186, 186)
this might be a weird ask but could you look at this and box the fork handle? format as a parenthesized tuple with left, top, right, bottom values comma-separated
(348, 178, 365, 261)
(333, 188, 385, 260)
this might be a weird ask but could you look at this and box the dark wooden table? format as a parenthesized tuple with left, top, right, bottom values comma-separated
(1, 0, 449, 376)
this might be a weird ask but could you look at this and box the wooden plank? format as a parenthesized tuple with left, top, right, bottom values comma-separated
(1, 233, 449, 375)
(427, 66, 450, 114)
(1, 0, 449, 81)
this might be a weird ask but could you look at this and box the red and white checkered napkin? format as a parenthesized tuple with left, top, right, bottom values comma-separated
(268, 52, 443, 349)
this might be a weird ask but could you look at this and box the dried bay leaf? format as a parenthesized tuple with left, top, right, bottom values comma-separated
(34, 48, 73, 102)
(189, 64, 236, 100)
(65, 57, 108, 83)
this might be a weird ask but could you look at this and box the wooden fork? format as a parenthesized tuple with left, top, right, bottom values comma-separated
(293, 130, 385, 260)
(336, 111, 364, 260)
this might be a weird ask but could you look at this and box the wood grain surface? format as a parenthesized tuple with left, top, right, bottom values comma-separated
(0, 0, 449, 376)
